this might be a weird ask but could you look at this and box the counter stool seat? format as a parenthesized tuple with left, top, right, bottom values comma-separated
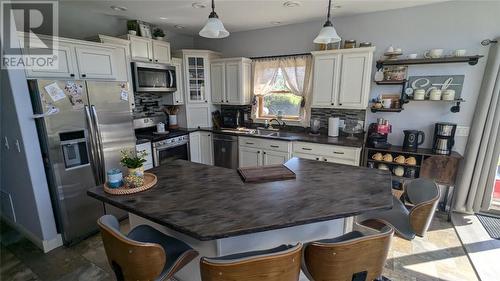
(98, 215, 198, 281)
(200, 243, 302, 281)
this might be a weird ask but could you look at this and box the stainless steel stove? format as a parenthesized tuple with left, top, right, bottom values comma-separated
(134, 117, 189, 167)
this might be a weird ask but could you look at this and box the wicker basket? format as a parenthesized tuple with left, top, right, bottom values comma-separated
(104, 173, 157, 195)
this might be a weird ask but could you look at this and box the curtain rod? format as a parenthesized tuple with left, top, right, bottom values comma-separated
(250, 53, 311, 60)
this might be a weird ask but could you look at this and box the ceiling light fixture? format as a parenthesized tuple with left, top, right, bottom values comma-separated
(283, 1, 301, 8)
(192, 2, 207, 9)
(199, 0, 229, 39)
(271, 21, 282, 25)
(159, 17, 168, 20)
(313, 0, 341, 44)
(174, 25, 185, 29)
(110, 5, 127, 12)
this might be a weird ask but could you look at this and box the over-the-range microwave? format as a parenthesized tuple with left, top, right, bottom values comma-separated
(132, 62, 177, 92)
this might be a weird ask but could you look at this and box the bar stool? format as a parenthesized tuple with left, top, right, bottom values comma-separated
(200, 243, 302, 281)
(98, 215, 198, 281)
(357, 178, 440, 240)
(302, 223, 393, 281)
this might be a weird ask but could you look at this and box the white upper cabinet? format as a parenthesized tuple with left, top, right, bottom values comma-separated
(186, 104, 212, 128)
(338, 52, 371, 108)
(311, 54, 341, 107)
(20, 32, 125, 80)
(24, 41, 77, 79)
(165, 58, 184, 105)
(210, 62, 225, 103)
(128, 35, 154, 62)
(126, 35, 170, 64)
(152, 40, 171, 64)
(210, 58, 251, 105)
(74, 46, 115, 80)
(311, 47, 374, 109)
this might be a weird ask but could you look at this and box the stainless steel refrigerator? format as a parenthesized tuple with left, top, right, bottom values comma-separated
(29, 80, 135, 244)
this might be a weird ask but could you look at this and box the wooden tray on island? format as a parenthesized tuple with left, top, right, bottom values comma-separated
(238, 165, 296, 183)
(104, 173, 157, 195)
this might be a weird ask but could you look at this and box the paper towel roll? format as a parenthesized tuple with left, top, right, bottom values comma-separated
(328, 117, 340, 137)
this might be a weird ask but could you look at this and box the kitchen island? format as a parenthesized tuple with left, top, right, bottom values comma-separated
(88, 158, 392, 281)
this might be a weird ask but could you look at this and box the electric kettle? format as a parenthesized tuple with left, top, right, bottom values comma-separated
(403, 130, 425, 151)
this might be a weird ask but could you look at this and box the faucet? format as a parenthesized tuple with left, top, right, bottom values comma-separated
(269, 117, 286, 129)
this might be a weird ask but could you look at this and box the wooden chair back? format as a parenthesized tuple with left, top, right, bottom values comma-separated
(200, 244, 302, 281)
(406, 179, 440, 237)
(97, 215, 166, 281)
(303, 224, 393, 281)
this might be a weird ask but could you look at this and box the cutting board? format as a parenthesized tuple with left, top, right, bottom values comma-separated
(237, 165, 296, 183)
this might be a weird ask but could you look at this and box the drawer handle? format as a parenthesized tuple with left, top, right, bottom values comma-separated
(246, 142, 254, 145)
(333, 151, 344, 155)
(270, 145, 279, 148)
(302, 148, 312, 151)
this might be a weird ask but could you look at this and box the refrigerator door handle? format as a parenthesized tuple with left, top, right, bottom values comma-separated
(91, 105, 106, 184)
(84, 105, 100, 185)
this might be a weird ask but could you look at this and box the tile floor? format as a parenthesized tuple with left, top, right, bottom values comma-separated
(0, 212, 479, 281)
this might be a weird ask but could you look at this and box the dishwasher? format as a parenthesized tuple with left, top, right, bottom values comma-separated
(213, 133, 239, 169)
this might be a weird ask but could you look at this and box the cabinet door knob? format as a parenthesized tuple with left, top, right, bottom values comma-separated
(70, 74, 75, 77)
(205, 100, 208, 103)
(149, 59, 153, 61)
(226, 100, 229, 103)
(257, 151, 260, 154)
(155, 59, 158, 62)
(331, 102, 334, 105)
(323, 159, 328, 162)
(263, 151, 266, 154)
(316, 157, 320, 160)
(81, 74, 86, 78)
(339, 103, 343, 106)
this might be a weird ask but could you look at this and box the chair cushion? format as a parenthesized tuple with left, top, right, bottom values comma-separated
(203, 244, 298, 263)
(405, 178, 439, 204)
(127, 225, 194, 281)
(358, 196, 415, 240)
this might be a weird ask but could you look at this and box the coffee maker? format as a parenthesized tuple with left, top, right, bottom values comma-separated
(367, 118, 392, 148)
(433, 122, 457, 155)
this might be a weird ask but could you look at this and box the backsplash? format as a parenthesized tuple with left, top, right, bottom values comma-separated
(310, 108, 366, 129)
(133, 92, 164, 118)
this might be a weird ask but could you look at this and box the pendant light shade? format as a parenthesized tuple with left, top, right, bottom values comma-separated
(199, 0, 229, 39)
(314, 0, 341, 44)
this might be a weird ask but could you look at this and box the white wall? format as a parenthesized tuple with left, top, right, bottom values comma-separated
(195, 1, 500, 154)
(0, 37, 61, 251)
(58, 3, 195, 50)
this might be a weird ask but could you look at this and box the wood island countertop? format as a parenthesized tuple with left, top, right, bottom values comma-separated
(87, 158, 392, 241)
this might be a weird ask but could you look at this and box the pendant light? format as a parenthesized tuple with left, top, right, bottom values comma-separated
(199, 0, 229, 38)
(313, 0, 341, 44)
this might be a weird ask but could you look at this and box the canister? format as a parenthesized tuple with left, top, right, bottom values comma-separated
(107, 168, 123, 188)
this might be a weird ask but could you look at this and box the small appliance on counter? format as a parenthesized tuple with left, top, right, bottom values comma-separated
(403, 130, 425, 151)
(221, 107, 244, 128)
(367, 118, 392, 148)
(310, 118, 321, 135)
(433, 122, 457, 155)
(328, 117, 340, 137)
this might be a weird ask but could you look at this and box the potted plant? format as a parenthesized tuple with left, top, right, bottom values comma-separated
(127, 20, 138, 35)
(120, 149, 147, 177)
(153, 28, 165, 40)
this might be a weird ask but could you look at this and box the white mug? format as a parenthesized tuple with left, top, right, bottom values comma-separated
(429, 89, 442, 101)
(382, 98, 392, 109)
(442, 89, 456, 100)
(156, 122, 166, 133)
(454, 49, 466, 57)
(414, 89, 425, 100)
(424, 49, 444, 59)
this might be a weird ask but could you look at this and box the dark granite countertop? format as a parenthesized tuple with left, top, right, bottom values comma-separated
(88, 158, 392, 241)
(176, 127, 364, 148)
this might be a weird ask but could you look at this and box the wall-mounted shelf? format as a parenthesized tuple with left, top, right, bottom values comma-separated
(376, 55, 483, 70)
(408, 98, 465, 103)
(370, 107, 404, 113)
(375, 79, 407, 85)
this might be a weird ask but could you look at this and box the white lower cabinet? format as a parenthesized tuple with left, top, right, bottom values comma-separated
(238, 137, 291, 168)
(189, 132, 213, 165)
(292, 142, 361, 166)
(239, 146, 262, 168)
